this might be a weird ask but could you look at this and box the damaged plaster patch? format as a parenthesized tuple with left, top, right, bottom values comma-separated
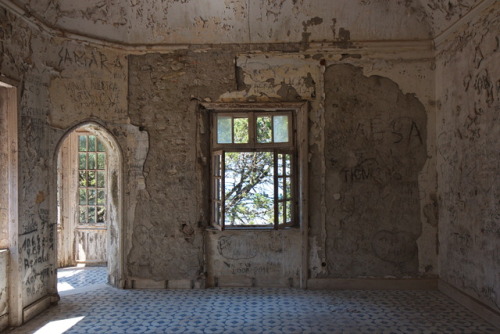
(221, 54, 318, 102)
(323, 64, 427, 278)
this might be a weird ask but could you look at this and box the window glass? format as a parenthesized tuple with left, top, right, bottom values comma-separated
(97, 139, 105, 152)
(79, 207, 87, 224)
(97, 207, 105, 223)
(273, 115, 289, 143)
(97, 153, 106, 169)
(97, 190, 105, 205)
(256, 116, 272, 143)
(211, 110, 296, 229)
(88, 189, 96, 206)
(79, 171, 86, 187)
(79, 189, 87, 205)
(97, 171, 105, 188)
(217, 116, 232, 144)
(224, 151, 274, 226)
(88, 207, 96, 224)
(78, 136, 87, 152)
(88, 153, 96, 169)
(78, 134, 107, 225)
(285, 154, 292, 176)
(88, 135, 96, 151)
(233, 117, 249, 144)
(79, 153, 87, 170)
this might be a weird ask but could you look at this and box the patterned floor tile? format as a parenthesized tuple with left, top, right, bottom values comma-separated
(4, 267, 499, 333)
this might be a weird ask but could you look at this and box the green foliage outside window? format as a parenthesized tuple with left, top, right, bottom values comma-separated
(78, 135, 106, 225)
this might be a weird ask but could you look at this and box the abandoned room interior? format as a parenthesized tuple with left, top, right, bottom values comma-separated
(0, 0, 499, 332)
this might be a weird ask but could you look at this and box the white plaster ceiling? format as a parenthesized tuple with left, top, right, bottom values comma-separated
(5, 0, 490, 45)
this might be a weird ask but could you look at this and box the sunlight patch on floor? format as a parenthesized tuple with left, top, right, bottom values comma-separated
(34, 316, 85, 334)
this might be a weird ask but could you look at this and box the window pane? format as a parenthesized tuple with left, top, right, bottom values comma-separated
(97, 139, 105, 152)
(79, 189, 87, 205)
(285, 177, 292, 199)
(88, 171, 96, 187)
(256, 116, 272, 143)
(286, 200, 292, 223)
(88, 135, 96, 152)
(79, 207, 87, 224)
(88, 153, 96, 170)
(97, 171, 105, 188)
(278, 177, 284, 200)
(88, 189, 96, 205)
(278, 202, 284, 225)
(88, 207, 96, 224)
(97, 190, 105, 205)
(97, 206, 105, 223)
(273, 115, 289, 143)
(217, 116, 232, 144)
(79, 153, 87, 170)
(224, 152, 274, 226)
(277, 153, 284, 176)
(97, 153, 106, 170)
(78, 136, 87, 152)
(285, 154, 292, 176)
(79, 171, 87, 187)
(233, 117, 249, 143)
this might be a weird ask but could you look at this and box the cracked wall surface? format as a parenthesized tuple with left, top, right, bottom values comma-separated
(436, 3, 500, 312)
(0, 0, 497, 326)
(9, 0, 433, 44)
(127, 49, 237, 282)
(323, 64, 428, 278)
(0, 8, 145, 307)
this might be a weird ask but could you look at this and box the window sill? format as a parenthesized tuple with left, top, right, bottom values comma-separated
(75, 226, 107, 231)
(206, 225, 299, 231)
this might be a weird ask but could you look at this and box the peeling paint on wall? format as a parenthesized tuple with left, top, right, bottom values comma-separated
(436, 4, 500, 312)
(323, 64, 427, 278)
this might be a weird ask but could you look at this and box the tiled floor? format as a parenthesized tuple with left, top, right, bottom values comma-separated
(6, 267, 499, 333)
(56, 266, 108, 296)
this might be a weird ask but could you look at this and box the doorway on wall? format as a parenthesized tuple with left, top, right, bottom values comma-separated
(56, 123, 122, 291)
(0, 81, 22, 326)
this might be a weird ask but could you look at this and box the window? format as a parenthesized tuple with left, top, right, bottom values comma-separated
(77, 134, 107, 225)
(211, 110, 296, 229)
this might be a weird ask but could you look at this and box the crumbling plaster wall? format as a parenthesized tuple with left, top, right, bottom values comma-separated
(2, 0, 438, 297)
(127, 44, 437, 285)
(323, 64, 428, 278)
(436, 4, 500, 312)
(0, 8, 148, 308)
(9, 0, 433, 44)
(419, 0, 486, 36)
(128, 49, 252, 285)
(307, 49, 437, 280)
(1, 8, 59, 307)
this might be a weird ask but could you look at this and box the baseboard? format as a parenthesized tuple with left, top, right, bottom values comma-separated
(129, 278, 167, 289)
(307, 278, 438, 290)
(126, 278, 198, 289)
(0, 313, 8, 332)
(23, 295, 51, 323)
(439, 280, 500, 329)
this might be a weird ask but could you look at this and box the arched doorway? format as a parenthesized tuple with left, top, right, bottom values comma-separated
(56, 122, 123, 288)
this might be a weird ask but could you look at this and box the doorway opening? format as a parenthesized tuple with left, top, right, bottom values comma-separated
(0, 81, 21, 327)
(56, 122, 122, 292)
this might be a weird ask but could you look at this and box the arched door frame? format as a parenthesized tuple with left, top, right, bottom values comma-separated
(53, 120, 124, 289)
